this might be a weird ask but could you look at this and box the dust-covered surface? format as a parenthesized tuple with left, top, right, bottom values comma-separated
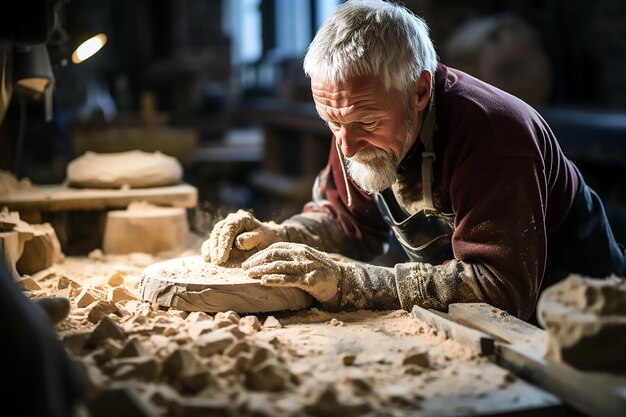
(20, 233, 559, 417)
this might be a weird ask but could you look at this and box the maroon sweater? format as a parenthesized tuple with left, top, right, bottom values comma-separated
(305, 64, 578, 319)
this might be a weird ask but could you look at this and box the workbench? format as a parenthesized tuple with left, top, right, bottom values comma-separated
(31, 246, 565, 417)
(0, 183, 198, 255)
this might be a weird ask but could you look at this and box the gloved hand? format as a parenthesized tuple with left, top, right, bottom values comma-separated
(242, 242, 401, 311)
(202, 210, 287, 264)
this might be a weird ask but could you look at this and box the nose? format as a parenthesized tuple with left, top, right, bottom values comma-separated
(337, 126, 366, 158)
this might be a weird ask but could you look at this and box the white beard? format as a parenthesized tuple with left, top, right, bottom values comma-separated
(346, 110, 418, 194)
(346, 147, 399, 194)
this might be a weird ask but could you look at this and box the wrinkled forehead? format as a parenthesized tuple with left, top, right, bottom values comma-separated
(311, 75, 396, 114)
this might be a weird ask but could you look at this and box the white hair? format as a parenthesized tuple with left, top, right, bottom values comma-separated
(303, 0, 438, 92)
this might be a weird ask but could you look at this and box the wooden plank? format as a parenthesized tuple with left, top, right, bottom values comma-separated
(411, 305, 494, 356)
(447, 303, 546, 350)
(0, 183, 197, 211)
(497, 343, 626, 417)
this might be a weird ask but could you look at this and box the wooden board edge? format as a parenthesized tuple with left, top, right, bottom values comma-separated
(411, 305, 495, 356)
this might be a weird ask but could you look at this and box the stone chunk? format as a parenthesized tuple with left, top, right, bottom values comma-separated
(108, 287, 137, 303)
(56, 275, 81, 298)
(538, 274, 626, 371)
(245, 360, 293, 392)
(16, 276, 41, 291)
(263, 316, 282, 329)
(188, 320, 216, 339)
(118, 338, 148, 358)
(196, 332, 235, 357)
(163, 348, 202, 379)
(239, 315, 262, 333)
(179, 372, 214, 394)
(215, 310, 240, 324)
(187, 311, 212, 322)
(402, 347, 430, 368)
(106, 271, 125, 287)
(85, 316, 127, 348)
(107, 356, 161, 381)
(76, 288, 100, 308)
(87, 300, 119, 324)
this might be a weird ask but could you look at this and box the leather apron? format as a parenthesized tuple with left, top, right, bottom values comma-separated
(373, 96, 455, 265)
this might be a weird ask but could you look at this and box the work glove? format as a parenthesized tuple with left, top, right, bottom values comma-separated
(202, 210, 288, 264)
(242, 242, 401, 311)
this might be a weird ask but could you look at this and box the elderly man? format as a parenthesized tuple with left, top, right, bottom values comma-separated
(203, 0, 626, 321)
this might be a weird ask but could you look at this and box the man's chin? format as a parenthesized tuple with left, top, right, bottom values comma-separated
(347, 161, 397, 194)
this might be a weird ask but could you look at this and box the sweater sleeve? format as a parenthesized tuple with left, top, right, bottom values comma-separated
(395, 157, 546, 320)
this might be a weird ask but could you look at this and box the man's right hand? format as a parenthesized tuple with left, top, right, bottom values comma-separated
(201, 209, 287, 264)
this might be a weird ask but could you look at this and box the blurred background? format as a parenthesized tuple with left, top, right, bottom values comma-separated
(1, 0, 625, 242)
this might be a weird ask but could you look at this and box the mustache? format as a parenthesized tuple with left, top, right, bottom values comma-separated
(349, 146, 399, 166)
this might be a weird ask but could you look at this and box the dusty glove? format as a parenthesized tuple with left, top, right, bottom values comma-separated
(202, 210, 287, 264)
(242, 242, 401, 311)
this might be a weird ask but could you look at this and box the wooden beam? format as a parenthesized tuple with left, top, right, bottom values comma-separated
(498, 343, 626, 417)
(447, 303, 546, 350)
(411, 305, 494, 356)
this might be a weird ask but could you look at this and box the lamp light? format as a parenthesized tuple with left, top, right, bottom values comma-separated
(71, 32, 107, 64)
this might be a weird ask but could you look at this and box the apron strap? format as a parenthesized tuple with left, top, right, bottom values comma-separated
(420, 95, 437, 208)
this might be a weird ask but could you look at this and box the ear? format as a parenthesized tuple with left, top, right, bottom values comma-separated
(412, 71, 432, 112)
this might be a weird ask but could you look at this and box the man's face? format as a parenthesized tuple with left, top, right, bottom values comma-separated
(311, 74, 419, 194)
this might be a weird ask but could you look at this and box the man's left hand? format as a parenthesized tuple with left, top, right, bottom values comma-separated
(242, 242, 342, 309)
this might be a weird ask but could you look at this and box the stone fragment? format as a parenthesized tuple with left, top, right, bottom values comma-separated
(16, 276, 41, 291)
(118, 338, 148, 358)
(187, 311, 212, 322)
(108, 356, 161, 381)
(215, 310, 240, 324)
(169, 309, 189, 319)
(245, 360, 293, 392)
(106, 271, 125, 287)
(402, 347, 430, 368)
(239, 315, 262, 333)
(538, 274, 626, 371)
(196, 332, 235, 357)
(221, 324, 246, 339)
(76, 288, 100, 308)
(224, 340, 251, 358)
(179, 371, 214, 394)
(263, 316, 282, 329)
(87, 300, 119, 324)
(85, 316, 127, 348)
(214, 319, 235, 329)
(188, 320, 216, 339)
(163, 348, 202, 379)
(56, 275, 81, 291)
(92, 339, 124, 364)
(56, 275, 81, 298)
(329, 318, 344, 326)
(145, 384, 182, 414)
(108, 287, 137, 303)
(249, 346, 276, 368)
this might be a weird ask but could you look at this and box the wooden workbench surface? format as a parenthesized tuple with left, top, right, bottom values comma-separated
(0, 183, 198, 212)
